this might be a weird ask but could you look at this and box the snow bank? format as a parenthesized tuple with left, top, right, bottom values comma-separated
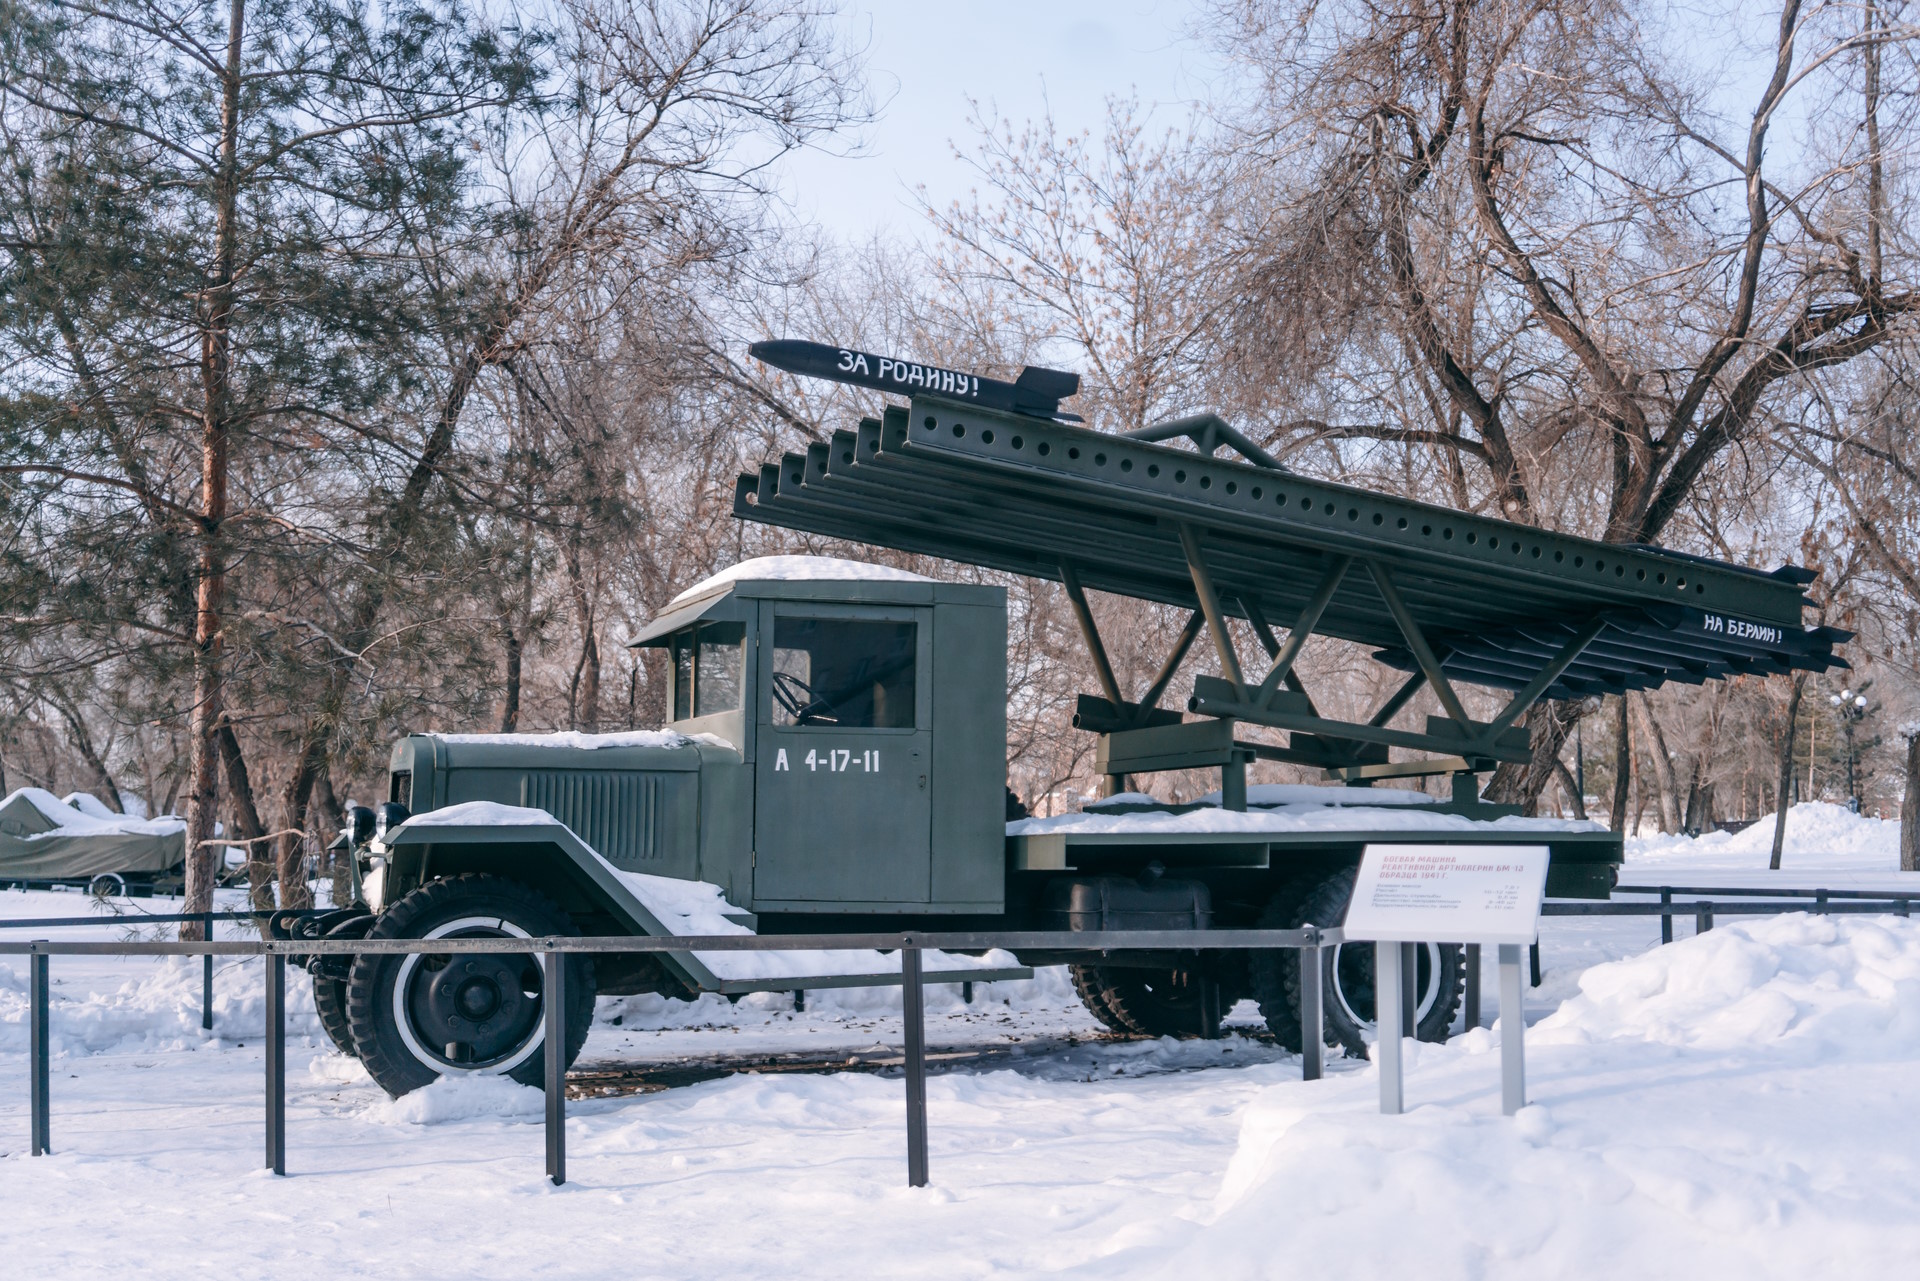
(1137, 913, 1920, 1280)
(365, 1074, 545, 1126)
(0, 955, 319, 1055)
(1534, 912, 1920, 1054)
(1626, 802, 1899, 873)
(669, 555, 933, 605)
(1, 786, 184, 836)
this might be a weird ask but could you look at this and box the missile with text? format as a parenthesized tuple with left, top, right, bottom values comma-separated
(748, 339, 1081, 421)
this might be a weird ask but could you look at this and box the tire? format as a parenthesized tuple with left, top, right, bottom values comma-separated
(1068, 964, 1135, 1034)
(1280, 865, 1465, 1059)
(1090, 966, 1219, 1039)
(314, 974, 358, 1058)
(345, 874, 597, 1098)
(1247, 870, 1325, 1053)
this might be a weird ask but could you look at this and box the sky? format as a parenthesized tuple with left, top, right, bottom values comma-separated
(775, 0, 1221, 244)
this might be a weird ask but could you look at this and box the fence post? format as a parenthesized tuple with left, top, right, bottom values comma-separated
(1660, 889, 1673, 945)
(1375, 941, 1403, 1115)
(545, 946, 566, 1187)
(1399, 941, 1417, 1037)
(1463, 943, 1481, 1029)
(266, 950, 285, 1176)
(30, 948, 49, 1156)
(1815, 889, 1829, 915)
(1298, 929, 1323, 1081)
(1696, 903, 1713, 935)
(1498, 943, 1526, 1116)
(901, 942, 929, 1188)
(202, 912, 214, 1032)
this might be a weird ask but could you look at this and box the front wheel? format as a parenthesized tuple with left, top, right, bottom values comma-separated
(344, 874, 596, 1098)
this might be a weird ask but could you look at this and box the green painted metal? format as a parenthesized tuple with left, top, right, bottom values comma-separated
(734, 399, 1847, 705)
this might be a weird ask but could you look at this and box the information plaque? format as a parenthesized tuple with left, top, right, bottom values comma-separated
(1342, 844, 1550, 946)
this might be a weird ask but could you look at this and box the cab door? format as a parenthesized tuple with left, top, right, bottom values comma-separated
(751, 602, 933, 906)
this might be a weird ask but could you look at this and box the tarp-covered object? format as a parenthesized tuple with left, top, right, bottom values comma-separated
(0, 788, 185, 877)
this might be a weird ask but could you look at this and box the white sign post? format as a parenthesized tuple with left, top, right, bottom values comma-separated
(1341, 844, 1550, 1117)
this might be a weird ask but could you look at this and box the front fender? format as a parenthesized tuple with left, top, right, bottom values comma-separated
(377, 819, 720, 993)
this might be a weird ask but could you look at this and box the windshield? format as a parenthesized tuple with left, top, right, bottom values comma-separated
(769, 617, 916, 728)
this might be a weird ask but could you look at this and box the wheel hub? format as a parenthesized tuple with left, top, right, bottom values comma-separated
(398, 933, 544, 1070)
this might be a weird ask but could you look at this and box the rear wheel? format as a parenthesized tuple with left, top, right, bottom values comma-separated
(1280, 865, 1464, 1058)
(1068, 964, 1134, 1034)
(1075, 965, 1223, 1039)
(345, 874, 597, 1098)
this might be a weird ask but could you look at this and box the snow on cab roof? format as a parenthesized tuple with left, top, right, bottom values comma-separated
(668, 555, 933, 606)
(430, 730, 728, 751)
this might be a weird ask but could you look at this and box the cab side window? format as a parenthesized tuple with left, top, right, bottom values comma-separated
(770, 618, 916, 729)
(670, 621, 746, 720)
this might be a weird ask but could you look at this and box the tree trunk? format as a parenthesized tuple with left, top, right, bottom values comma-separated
(1635, 694, 1681, 834)
(314, 765, 352, 907)
(1899, 731, 1917, 874)
(499, 620, 522, 732)
(215, 719, 271, 919)
(1771, 674, 1806, 871)
(48, 697, 121, 811)
(1610, 695, 1631, 832)
(182, 0, 247, 941)
(1552, 759, 1588, 820)
(275, 732, 325, 911)
(1485, 701, 1581, 813)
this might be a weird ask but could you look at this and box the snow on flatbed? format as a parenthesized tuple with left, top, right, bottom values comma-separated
(3, 810, 1919, 1278)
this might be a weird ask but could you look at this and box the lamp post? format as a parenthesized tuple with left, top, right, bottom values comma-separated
(1829, 689, 1869, 813)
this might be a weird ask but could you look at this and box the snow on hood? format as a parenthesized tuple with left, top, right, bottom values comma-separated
(669, 555, 934, 605)
(396, 802, 559, 828)
(1, 787, 184, 837)
(428, 730, 727, 751)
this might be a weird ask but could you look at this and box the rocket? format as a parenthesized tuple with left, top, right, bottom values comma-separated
(748, 339, 1081, 422)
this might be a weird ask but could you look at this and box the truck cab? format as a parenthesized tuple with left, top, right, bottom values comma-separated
(630, 556, 1009, 916)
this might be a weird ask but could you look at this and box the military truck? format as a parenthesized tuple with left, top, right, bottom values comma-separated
(308, 342, 1846, 1097)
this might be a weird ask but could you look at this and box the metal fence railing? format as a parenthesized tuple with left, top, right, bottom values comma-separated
(0, 925, 1341, 1188)
(8, 881, 1916, 1188)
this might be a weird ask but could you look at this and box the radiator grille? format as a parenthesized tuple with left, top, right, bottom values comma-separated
(519, 771, 680, 867)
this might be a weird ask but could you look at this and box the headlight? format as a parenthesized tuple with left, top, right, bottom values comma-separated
(375, 802, 411, 841)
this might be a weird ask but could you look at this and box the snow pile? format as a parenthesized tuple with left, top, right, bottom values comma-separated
(0, 955, 319, 1054)
(0, 786, 185, 837)
(1534, 912, 1920, 1054)
(669, 555, 934, 605)
(1626, 802, 1899, 872)
(366, 1074, 545, 1126)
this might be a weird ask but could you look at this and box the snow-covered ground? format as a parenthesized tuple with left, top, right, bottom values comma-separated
(2, 808, 1917, 1278)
